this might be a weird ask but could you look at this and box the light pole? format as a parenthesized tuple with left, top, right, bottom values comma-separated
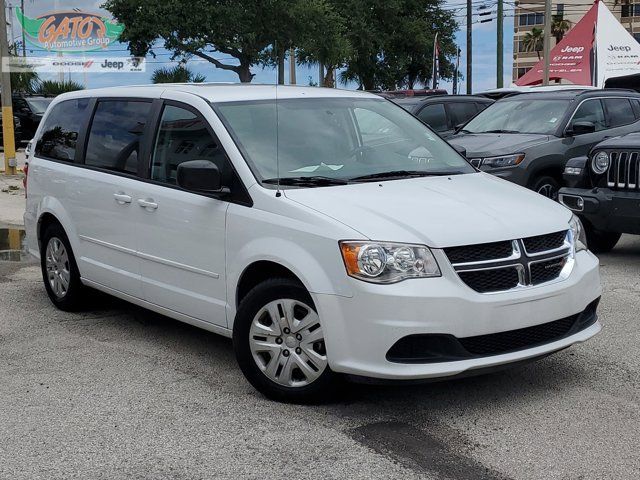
(1, 0, 18, 175)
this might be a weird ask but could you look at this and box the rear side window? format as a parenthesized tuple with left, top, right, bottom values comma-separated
(448, 102, 479, 127)
(604, 98, 636, 127)
(35, 98, 90, 162)
(85, 100, 151, 175)
(417, 104, 448, 132)
(151, 105, 230, 185)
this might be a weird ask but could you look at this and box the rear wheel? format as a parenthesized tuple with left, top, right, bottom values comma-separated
(233, 278, 339, 403)
(40, 223, 86, 311)
(585, 226, 621, 253)
(530, 175, 560, 200)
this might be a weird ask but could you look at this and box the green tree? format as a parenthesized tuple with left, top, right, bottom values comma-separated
(551, 15, 571, 44)
(335, 0, 458, 90)
(151, 65, 206, 84)
(523, 27, 545, 60)
(7, 44, 40, 94)
(103, 0, 330, 83)
(36, 80, 84, 96)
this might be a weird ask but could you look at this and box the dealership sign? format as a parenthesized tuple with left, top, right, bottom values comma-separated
(16, 7, 124, 53)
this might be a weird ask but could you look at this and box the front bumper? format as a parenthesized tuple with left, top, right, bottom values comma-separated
(314, 250, 601, 380)
(559, 187, 640, 235)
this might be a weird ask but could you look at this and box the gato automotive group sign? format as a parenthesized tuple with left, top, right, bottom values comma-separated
(16, 7, 124, 53)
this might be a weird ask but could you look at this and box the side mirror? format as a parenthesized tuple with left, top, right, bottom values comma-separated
(452, 144, 467, 157)
(566, 121, 595, 136)
(177, 160, 228, 195)
(454, 123, 465, 134)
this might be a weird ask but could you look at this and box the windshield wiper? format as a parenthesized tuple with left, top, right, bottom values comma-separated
(349, 170, 461, 182)
(481, 129, 521, 134)
(262, 176, 349, 186)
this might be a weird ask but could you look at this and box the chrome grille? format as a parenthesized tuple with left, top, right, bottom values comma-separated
(607, 151, 640, 190)
(445, 231, 572, 294)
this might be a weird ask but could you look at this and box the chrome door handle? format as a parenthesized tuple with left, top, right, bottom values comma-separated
(138, 198, 158, 210)
(113, 192, 132, 204)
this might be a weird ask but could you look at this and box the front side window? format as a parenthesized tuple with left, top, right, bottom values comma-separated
(26, 98, 53, 114)
(569, 99, 606, 131)
(463, 99, 570, 135)
(152, 105, 230, 185)
(417, 104, 448, 132)
(85, 100, 151, 174)
(215, 97, 475, 183)
(604, 98, 636, 127)
(448, 102, 478, 127)
(35, 98, 90, 162)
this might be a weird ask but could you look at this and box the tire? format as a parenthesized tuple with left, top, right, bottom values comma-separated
(585, 226, 621, 254)
(40, 223, 86, 311)
(233, 278, 339, 403)
(530, 175, 560, 200)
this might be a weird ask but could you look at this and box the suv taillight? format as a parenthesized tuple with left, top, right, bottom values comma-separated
(23, 163, 28, 197)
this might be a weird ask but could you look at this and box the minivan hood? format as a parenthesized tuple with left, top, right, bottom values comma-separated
(448, 133, 550, 158)
(284, 173, 571, 248)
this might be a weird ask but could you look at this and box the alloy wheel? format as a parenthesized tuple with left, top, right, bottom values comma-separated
(249, 299, 327, 387)
(537, 183, 558, 199)
(45, 237, 71, 299)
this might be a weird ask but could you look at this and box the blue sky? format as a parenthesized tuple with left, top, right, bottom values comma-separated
(7, 0, 514, 93)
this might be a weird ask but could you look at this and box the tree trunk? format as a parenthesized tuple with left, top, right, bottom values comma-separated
(237, 64, 254, 83)
(324, 66, 335, 88)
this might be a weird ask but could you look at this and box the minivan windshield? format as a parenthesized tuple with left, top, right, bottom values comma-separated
(214, 97, 474, 184)
(462, 99, 570, 135)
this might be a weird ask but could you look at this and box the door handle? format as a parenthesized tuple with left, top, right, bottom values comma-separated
(138, 198, 158, 210)
(113, 192, 132, 204)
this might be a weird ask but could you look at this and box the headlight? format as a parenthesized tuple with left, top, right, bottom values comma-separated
(481, 153, 525, 168)
(592, 151, 609, 174)
(569, 214, 588, 252)
(339, 241, 441, 283)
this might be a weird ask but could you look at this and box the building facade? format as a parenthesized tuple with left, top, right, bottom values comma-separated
(512, 0, 640, 83)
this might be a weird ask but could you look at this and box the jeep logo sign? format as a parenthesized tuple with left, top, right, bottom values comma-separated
(608, 45, 632, 52)
(561, 46, 585, 54)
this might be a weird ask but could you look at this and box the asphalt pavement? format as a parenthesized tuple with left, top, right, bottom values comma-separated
(0, 236, 639, 480)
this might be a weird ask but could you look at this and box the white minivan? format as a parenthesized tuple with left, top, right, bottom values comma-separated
(24, 85, 602, 402)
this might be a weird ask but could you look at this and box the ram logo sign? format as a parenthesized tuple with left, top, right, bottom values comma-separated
(15, 7, 124, 53)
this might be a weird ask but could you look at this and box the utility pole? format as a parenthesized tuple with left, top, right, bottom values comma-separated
(21, 0, 25, 57)
(289, 47, 296, 85)
(497, 0, 503, 88)
(466, 0, 472, 94)
(543, 0, 552, 85)
(1, 0, 18, 175)
(319, 62, 324, 87)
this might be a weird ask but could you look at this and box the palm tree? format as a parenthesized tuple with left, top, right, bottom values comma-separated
(522, 27, 545, 60)
(551, 15, 572, 44)
(35, 80, 84, 95)
(151, 65, 206, 84)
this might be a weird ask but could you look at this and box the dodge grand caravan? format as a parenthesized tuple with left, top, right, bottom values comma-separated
(25, 85, 602, 402)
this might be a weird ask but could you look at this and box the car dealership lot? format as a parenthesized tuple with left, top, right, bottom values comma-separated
(0, 237, 639, 480)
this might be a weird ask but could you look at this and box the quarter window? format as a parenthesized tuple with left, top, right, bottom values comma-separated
(151, 105, 230, 185)
(35, 98, 90, 162)
(569, 100, 606, 132)
(85, 100, 151, 174)
(604, 98, 636, 127)
(417, 104, 448, 132)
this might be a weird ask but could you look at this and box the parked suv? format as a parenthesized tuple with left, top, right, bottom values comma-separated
(390, 95, 493, 138)
(25, 85, 602, 402)
(559, 133, 640, 252)
(11, 94, 53, 142)
(448, 90, 640, 199)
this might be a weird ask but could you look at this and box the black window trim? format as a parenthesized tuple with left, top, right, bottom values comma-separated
(35, 95, 253, 208)
(563, 97, 605, 135)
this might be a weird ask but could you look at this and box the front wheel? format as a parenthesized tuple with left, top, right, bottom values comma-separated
(530, 175, 560, 200)
(585, 226, 621, 253)
(233, 278, 339, 403)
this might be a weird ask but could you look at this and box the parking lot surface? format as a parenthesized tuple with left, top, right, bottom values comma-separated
(1, 237, 639, 480)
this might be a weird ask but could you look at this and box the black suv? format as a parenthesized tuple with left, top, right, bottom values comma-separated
(559, 134, 640, 252)
(10, 95, 53, 142)
(390, 95, 494, 138)
(448, 90, 640, 199)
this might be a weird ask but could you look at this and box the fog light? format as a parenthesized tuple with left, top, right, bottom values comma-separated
(564, 166, 582, 175)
